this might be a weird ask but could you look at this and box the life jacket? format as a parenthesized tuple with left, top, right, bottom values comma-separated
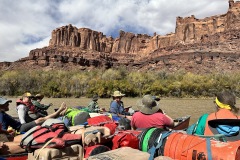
(16, 99, 36, 113)
(20, 118, 82, 152)
(204, 109, 239, 135)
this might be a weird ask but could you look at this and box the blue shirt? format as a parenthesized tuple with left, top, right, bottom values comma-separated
(110, 101, 125, 115)
(0, 111, 21, 130)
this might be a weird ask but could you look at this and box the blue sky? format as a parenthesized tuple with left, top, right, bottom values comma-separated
(0, 0, 230, 62)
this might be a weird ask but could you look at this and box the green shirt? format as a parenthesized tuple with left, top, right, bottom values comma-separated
(86, 101, 99, 112)
(32, 100, 51, 110)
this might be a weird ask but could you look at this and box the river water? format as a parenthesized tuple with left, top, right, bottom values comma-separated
(6, 97, 220, 125)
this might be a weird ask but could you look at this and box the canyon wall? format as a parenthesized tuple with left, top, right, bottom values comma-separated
(1, 0, 240, 73)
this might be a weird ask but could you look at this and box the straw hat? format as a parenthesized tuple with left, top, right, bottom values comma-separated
(112, 91, 125, 97)
(137, 95, 160, 114)
(35, 94, 44, 99)
(22, 92, 33, 98)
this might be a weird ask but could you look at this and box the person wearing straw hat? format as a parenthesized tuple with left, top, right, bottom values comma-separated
(31, 93, 53, 116)
(32, 93, 53, 110)
(131, 94, 174, 130)
(16, 92, 36, 124)
(110, 91, 131, 118)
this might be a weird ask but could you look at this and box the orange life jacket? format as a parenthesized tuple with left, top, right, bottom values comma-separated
(204, 109, 239, 135)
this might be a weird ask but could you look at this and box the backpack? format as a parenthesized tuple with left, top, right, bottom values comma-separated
(64, 108, 90, 126)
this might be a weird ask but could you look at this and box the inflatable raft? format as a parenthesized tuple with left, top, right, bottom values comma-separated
(1, 114, 239, 160)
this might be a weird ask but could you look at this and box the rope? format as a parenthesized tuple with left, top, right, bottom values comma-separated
(82, 126, 86, 159)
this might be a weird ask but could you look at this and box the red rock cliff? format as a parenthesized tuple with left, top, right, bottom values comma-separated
(1, 0, 240, 73)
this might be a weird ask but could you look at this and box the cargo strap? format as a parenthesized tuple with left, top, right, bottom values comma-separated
(148, 131, 172, 160)
(82, 126, 86, 158)
(142, 128, 156, 152)
(34, 136, 57, 160)
(206, 138, 213, 160)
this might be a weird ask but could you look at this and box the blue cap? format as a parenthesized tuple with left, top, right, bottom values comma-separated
(0, 97, 12, 105)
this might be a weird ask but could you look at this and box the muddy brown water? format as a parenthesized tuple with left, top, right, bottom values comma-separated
(6, 97, 228, 125)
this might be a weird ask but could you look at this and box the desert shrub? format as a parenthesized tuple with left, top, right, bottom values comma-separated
(0, 69, 239, 98)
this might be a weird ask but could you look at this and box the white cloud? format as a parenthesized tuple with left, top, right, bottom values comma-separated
(0, 0, 229, 62)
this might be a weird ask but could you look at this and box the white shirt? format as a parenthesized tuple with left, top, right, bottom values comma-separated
(16, 104, 28, 124)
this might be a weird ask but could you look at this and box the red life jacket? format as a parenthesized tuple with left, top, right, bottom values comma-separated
(204, 109, 239, 135)
(16, 99, 37, 113)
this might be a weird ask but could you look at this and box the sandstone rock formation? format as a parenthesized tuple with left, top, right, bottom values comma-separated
(1, 0, 240, 73)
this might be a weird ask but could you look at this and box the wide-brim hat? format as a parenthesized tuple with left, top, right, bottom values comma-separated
(152, 96, 160, 101)
(0, 97, 12, 105)
(35, 94, 44, 99)
(137, 95, 160, 115)
(92, 94, 99, 101)
(112, 91, 125, 97)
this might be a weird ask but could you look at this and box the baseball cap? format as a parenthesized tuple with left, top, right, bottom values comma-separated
(0, 97, 12, 105)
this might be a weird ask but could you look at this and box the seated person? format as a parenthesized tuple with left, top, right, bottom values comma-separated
(31, 93, 53, 116)
(189, 90, 240, 138)
(110, 91, 131, 119)
(131, 95, 174, 130)
(86, 94, 100, 112)
(0, 99, 65, 155)
(0, 97, 66, 133)
(0, 97, 42, 155)
(16, 92, 37, 124)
